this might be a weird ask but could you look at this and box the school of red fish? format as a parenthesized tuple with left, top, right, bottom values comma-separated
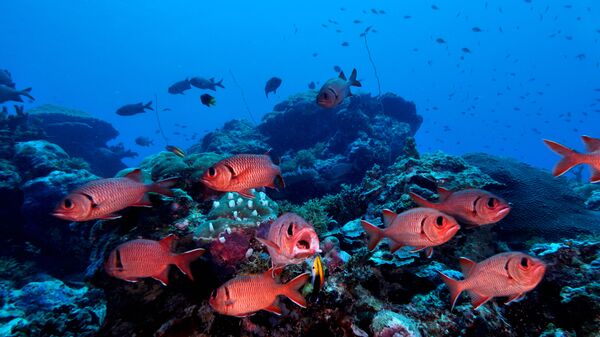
(52, 95, 600, 316)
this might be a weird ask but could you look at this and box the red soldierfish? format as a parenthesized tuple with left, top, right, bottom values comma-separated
(257, 213, 320, 268)
(209, 268, 310, 317)
(409, 187, 511, 226)
(544, 136, 600, 183)
(438, 252, 546, 310)
(104, 234, 205, 286)
(53, 169, 176, 222)
(317, 68, 362, 108)
(361, 208, 460, 258)
(201, 154, 284, 198)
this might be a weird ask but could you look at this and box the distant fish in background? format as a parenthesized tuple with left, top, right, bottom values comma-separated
(105, 234, 205, 285)
(166, 145, 186, 158)
(52, 169, 177, 221)
(257, 213, 320, 268)
(472, 26, 482, 32)
(462, 47, 471, 53)
(438, 252, 546, 310)
(0, 85, 34, 104)
(0, 69, 15, 88)
(116, 101, 153, 116)
(316, 68, 361, 109)
(201, 153, 284, 198)
(209, 267, 310, 317)
(265, 77, 282, 97)
(544, 136, 600, 183)
(341, 41, 350, 47)
(333, 65, 342, 73)
(200, 93, 216, 107)
(190, 77, 224, 91)
(409, 188, 511, 226)
(168, 78, 191, 95)
(308, 81, 316, 90)
(135, 136, 154, 147)
(361, 208, 460, 258)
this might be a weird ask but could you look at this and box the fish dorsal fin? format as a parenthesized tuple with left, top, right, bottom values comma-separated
(382, 209, 397, 227)
(581, 135, 600, 152)
(338, 71, 347, 81)
(159, 234, 177, 250)
(459, 257, 477, 278)
(437, 187, 453, 201)
(264, 266, 284, 279)
(124, 169, 143, 182)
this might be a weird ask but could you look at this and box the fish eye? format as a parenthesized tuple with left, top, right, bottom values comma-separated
(520, 257, 529, 268)
(208, 167, 216, 177)
(64, 198, 73, 209)
(435, 216, 444, 227)
(487, 198, 497, 208)
(287, 223, 294, 236)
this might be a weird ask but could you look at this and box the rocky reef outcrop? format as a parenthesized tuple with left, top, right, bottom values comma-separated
(193, 92, 422, 201)
(27, 104, 137, 177)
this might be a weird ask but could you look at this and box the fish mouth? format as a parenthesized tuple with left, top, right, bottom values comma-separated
(292, 230, 320, 259)
(51, 212, 71, 220)
(494, 207, 511, 220)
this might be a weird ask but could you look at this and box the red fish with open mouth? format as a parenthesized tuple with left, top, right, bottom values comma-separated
(257, 213, 321, 268)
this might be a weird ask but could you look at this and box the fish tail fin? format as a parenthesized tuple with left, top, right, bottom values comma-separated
(173, 248, 205, 281)
(275, 174, 285, 190)
(543, 139, 581, 176)
(144, 100, 154, 111)
(409, 191, 437, 209)
(349, 68, 362, 87)
(20, 87, 34, 101)
(360, 220, 384, 250)
(281, 272, 310, 308)
(437, 271, 464, 310)
(216, 79, 225, 88)
(149, 177, 178, 197)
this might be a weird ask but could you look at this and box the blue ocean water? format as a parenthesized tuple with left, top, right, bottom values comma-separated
(1, 1, 599, 337)
(2, 1, 598, 170)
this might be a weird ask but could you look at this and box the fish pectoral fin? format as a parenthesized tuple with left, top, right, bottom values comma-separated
(264, 300, 283, 316)
(256, 237, 282, 254)
(469, 291, 492, 309)
(409, 246, 427, 253)
(238, 189, 255, 199)
(123, 278, 140, 283)
(389, 242, 404, 253)
(131, 194, 153, 207)
(425, 247, 434, 258)
(505, 293, 525, 305)
(225, 299, 236, 306)
(152, 268, 170, 286)
(100, 213, 122, 220)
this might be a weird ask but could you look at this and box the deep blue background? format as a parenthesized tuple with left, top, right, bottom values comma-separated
(1, 0, 598, 174)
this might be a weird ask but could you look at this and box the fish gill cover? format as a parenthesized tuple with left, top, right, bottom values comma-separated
(0, 1, 599, 337)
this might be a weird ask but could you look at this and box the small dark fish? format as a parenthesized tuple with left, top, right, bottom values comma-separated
(341, 41, 349, 47)
(353, 19, 362, 24)
(379, 9, 386, 14)
(168, 78, 191, 95)
(189, 77, 224, 91)
(308, 81, 316, 90)
(436, 38, 446, 44)
(334, 65, 342, 73)
(162, 108, 171, 111)
(404, 15, 412, 19)
(472, 27, 482, 32)
(0, 69, 15, 88)
(371, 8, 378, 14)
(166, 145, 185, 158)
(432, 5, 439, 10)
(200, 93, 216, 107)
(135, 136, 154, 147)
(462, 47, 471, 53)
(0, 85, 34, 104)
(116, 101, 153, 116)
(265, 77, 282, 97)
(312, 52, 318, 57)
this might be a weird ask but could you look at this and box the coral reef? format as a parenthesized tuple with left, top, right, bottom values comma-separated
(0, 275, 106, 337)
(27, 104, 136, 176)
(189, 119, 269, 155)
